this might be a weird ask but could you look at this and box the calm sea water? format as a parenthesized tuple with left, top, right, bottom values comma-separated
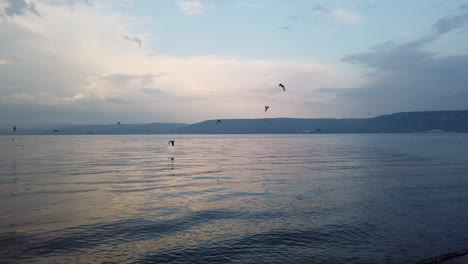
(0, 134, 467, 264)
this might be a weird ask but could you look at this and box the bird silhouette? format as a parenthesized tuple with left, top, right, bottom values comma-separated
(12, 126, 17, 133)
(316, 128, 321, 132)
(117, 121, 121, 125)
(279, 83, 285, 92)
(215, 120, 222, 125)
(53, 129, 60, 133)
(264, 106, 270, 112)
(168, 140, 175, 147)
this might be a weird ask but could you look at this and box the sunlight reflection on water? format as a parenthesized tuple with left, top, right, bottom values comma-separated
(1, 134, 468, 263)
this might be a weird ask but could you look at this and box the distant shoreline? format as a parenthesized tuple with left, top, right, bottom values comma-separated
(2, 110, 468, 135)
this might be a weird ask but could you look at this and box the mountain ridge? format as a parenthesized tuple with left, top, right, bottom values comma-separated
(2, 110, 467, 135)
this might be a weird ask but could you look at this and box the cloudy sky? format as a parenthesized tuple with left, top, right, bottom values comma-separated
(1, 0, 468, 125)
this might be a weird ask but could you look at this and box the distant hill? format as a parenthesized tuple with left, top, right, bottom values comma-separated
(2, 110, 467, 135)
(0, 123, 187, 135)
(174, 110, 468, 134)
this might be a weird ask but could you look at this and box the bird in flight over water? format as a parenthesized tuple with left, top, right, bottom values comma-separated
(12, 126, 17, 133)
(53, 129, 60, 133)
(316, 128, 321, 132)
(279, 83, 285, 92)
(168, 140, 175, 147)
(216, 120, 222, 125)
(117, 121, 121, 125)
(264, 106, 270, 112)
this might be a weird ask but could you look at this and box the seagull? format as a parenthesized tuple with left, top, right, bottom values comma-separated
(264, 106, 270, 112)
(117, 121, 121, 125)
(168, 140, 175, 147)
(53, 129, 60, 133)
(215, 120, 222, 125)
(279, 83, 285, 92)
(316, 128, 321, 132)
(12, 126, 17, 133)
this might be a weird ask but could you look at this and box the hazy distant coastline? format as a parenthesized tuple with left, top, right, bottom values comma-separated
(2, 110, 468, 135)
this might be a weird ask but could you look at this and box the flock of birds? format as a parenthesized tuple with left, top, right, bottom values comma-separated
(9, 83, 323, 140)
(161, 83, 287, 147)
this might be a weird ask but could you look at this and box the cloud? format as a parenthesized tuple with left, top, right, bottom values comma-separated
(0, 1, 352, 124)
(331, 9, 362, 24)
(433, 4, 468, 35)
(318, 6, 468, 116)
(312, 5, 329, 16)
(0, 0, 40, 17)
(123, 35, 142, 47)
(175, 0, 206, 15)
(288, 15, 299, 21)
(277, 26, 293, 31)
(312, 6, 362, 24)
(40, 0, 92, 6)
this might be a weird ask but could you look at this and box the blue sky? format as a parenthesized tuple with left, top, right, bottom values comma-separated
(119, 1, 467, 60)
(1, 0, 468, 125)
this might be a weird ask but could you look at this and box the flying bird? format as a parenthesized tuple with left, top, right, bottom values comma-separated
(12, 126, 17, 133)
(316, 128, 321, 132)
(264, 106, 270, 112)
(279, 83, 285, 92)
(117, 122, 121, 125)
(215, 120, 222, 125)
(53, 129, 60, 133)
(168, 140, 175, 147)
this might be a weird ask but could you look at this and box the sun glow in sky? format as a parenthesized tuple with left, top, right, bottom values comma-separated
(1, 0, 468, 124)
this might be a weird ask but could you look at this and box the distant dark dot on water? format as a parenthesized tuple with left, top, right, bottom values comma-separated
(24, 188, 30, 191)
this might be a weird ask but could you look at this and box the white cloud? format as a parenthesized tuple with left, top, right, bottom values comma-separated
(0, 59, 11, 64)
(331, 9, 362, 24)
(176, 0, 206, 15)
(312, 6, 362, 24)
(0, 1, 356, 123)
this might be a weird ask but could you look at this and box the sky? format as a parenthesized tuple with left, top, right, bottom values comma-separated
(1, 0, 468, 125)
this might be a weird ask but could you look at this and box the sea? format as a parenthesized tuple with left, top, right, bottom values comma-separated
(0, 134, 467, 264)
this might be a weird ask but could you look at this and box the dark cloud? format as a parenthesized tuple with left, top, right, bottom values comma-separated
(123, 35, 142, 47)
(433, 4, 468, 35)
(312, 5, 329, 15)
(320, 7, 468, 115)
(1, 0, 40, 18)
(277, 26, 293, 31)
(288, 15, 299, 21)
